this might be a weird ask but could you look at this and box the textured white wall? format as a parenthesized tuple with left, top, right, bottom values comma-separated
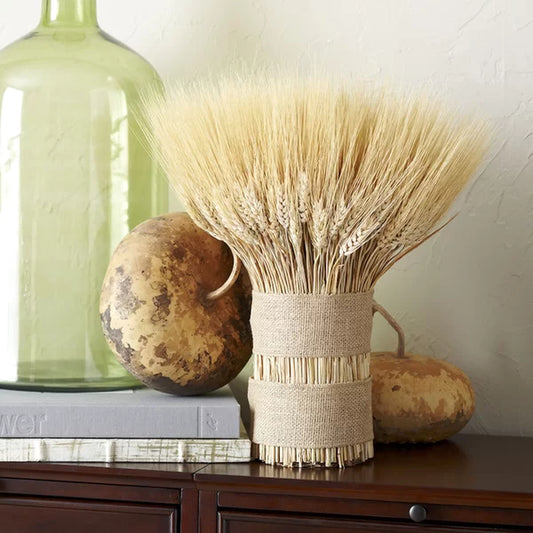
(2, 0, 532, 436)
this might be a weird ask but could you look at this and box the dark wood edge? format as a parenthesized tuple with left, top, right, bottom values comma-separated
(193, 477, 533, 512)
(0, 495, 179, 514)
(0, 477, 180, 505)
(180, 488, 199, 533)
(199, 490, 217, 533)
(0, 462, 211, 489)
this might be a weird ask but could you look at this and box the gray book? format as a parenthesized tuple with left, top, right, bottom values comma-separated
(0, 386, 240, 439)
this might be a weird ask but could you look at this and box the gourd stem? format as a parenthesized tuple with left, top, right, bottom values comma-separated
(207, 250, 241, 300)
(372, 301, 406, 358)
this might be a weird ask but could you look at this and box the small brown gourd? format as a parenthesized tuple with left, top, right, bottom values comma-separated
(371, 303, 475, 444)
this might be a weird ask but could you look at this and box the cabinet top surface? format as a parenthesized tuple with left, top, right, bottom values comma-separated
(0, 434, 532, 500)
(0, 460, 201, 483)
(197, 434, 533, 497)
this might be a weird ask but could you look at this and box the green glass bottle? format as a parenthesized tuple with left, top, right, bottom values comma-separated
(0, 0, 167, 390)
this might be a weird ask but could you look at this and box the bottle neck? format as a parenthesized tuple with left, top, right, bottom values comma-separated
(39, 0, 98, 28)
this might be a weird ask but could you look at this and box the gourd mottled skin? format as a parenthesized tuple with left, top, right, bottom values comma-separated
(100, 213, 252, 395)
(371, 352, 475, 443)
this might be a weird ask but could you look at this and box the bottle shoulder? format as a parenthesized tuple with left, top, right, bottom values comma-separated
(0, 29, 162, 91)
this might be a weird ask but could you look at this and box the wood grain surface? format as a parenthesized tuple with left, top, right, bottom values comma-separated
(0, 434, 532, 532)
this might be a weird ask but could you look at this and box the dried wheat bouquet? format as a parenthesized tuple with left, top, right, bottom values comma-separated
(144, 74, 488, 467)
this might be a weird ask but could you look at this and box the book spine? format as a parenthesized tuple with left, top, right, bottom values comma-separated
(0, 404, 240, 438)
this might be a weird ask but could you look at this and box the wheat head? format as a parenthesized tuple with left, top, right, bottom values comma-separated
(143, 74, 488, 295)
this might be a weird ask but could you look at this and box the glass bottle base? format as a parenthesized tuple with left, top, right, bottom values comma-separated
(0, 358, 143, 392)
(0, 376, 143, 392)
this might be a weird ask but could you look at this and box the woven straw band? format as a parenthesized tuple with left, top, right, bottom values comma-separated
(248, 377, 373, 448)
(250, 291, 374, 358)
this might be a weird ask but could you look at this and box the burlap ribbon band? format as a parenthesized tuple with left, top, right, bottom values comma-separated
(250, 291, 374, 358)
(248, 377, 373, 448)
(249, 291, 375, 452)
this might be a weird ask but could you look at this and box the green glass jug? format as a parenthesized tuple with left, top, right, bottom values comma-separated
(0, 0, 168, 390)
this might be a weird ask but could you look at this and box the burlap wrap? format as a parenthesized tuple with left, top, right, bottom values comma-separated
(250, 291, 374, 358)
(249, 291, 374, 451)
(248, 378, 373, 448)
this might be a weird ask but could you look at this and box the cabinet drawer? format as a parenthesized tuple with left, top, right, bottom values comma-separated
(218, 492, 533, 528)
(0, 496, 177, 533)
(218, 511, 520, 533)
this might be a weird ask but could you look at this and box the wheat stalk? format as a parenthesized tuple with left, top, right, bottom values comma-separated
(143, 74, 488, 466)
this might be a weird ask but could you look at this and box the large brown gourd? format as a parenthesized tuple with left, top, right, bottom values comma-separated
(100, 212, 252, 395)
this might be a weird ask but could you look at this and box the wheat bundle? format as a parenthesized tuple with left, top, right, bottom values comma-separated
(144, 75, 487, 467)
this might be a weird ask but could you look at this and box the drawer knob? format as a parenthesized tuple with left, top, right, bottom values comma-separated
(409, 504, 427, 522)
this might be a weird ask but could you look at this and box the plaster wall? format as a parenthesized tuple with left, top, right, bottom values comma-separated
(1, 0, 532, 436)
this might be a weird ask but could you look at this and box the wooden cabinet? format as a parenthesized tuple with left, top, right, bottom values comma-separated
(0, 462, 198, 533)
(197, 435, 533, 533)
(1, 435, 532, 532)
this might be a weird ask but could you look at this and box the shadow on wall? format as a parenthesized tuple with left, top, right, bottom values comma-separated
(229, 358, 253, 434)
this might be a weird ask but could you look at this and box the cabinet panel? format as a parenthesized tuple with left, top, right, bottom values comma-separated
(218, 511, 520, 533)
(0, 497, 177, 533)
